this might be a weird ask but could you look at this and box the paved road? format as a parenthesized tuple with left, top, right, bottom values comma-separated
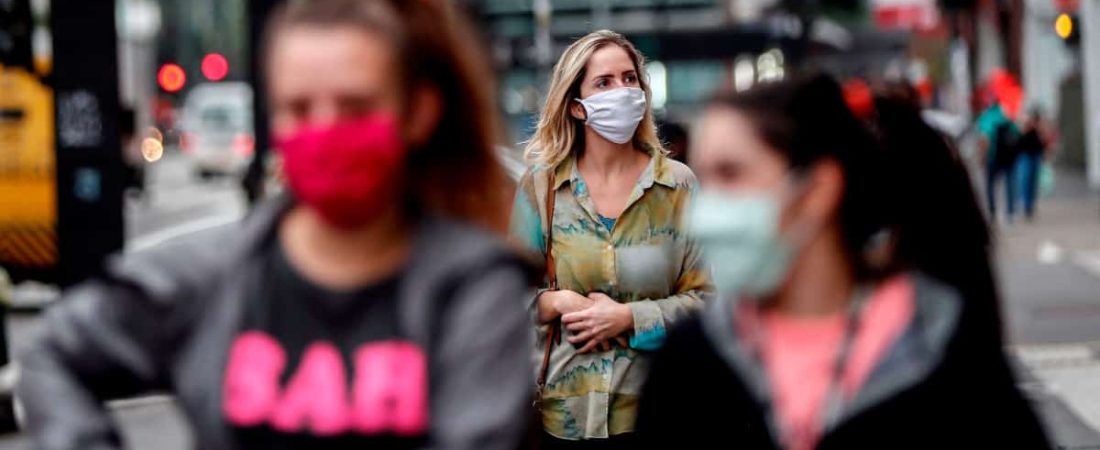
(125, 151, 246, 247)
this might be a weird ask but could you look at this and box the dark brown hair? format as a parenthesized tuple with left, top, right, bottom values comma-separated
(265, 0, 510, 233)
(712, 74, 1006, 344)
(710, 74, 886, 282)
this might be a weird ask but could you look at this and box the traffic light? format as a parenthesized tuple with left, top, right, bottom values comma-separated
(201, 53, 229, 81)
(158, 63, 186, 93)
(1056, 13, 1080, 46)
(0, 0, 34, 70)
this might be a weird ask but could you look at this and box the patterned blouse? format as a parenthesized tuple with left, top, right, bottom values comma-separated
(510, 151, 713, 439)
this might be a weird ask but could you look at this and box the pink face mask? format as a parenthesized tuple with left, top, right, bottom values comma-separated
(276, 115, 407, 229)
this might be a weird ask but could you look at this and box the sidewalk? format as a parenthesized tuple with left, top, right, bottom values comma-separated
(996, 167, 1100, 344)
(995, 165, 1099, 264)
(992, 166, 1100, 447)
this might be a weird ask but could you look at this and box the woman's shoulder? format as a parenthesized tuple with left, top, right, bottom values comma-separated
(415, 216, 537, 279)
(110, 221, 247, 304)
(518, 163, 554, 187)
(410, 217, 538, 326)
(655, 155, 699, 191)
(420, 216, 509, 253)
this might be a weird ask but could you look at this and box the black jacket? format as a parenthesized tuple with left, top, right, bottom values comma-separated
(635, 273, 1051, 449)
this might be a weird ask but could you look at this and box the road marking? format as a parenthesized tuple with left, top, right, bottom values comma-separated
(126, 212, 243, 253)
(1014, 342, 1100, 434)
(1039, 240, 1066, 265)
(1075, 251, 1100, 279)
(134, 182, 242, 216)
(1014, 343, 1097, 369)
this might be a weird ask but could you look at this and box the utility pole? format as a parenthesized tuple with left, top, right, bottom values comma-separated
(1082, 0, 1100, 187)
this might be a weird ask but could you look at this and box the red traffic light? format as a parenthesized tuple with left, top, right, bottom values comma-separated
(158, 63, 186, 93)
(202, 53, 229, 81)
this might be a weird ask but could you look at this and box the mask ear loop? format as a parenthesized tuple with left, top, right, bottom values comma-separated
(862, 227, 896, 273)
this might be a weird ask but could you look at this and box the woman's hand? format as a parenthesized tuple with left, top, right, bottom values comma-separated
(536, 290, 594, 324)
(562, 293, 634, 354)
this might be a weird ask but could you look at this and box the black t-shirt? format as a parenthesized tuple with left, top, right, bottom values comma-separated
(992, 121, 1021, 167)
(222, 240, 429, 450)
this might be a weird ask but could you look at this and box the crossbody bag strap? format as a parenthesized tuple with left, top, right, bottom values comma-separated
(536, 169, 558, 396)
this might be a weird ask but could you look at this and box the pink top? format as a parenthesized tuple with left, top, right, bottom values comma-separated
(743, 275, 915, 450)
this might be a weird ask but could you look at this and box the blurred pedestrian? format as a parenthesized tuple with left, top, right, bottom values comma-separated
(18, 1, 535, 449)
(635, 74, 1050, 449)
(977, 99, 1021, 224)
(1015, 109, 1052, 221)
(118, 108, 146, 200)
(511, 30, 712, 448)
(658, 121, 689, 163)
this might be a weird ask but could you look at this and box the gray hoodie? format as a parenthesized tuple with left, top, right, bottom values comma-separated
(17, 196, 536, 450)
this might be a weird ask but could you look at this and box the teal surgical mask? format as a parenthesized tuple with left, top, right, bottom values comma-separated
(686, 184, 808, 299)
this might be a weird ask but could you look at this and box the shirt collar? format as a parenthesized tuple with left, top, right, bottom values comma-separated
(551, 146, 676, 191)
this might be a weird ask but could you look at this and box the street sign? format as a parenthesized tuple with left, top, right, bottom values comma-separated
(51, 0, 125, 286)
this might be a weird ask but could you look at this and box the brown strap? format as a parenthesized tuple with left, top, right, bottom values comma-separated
(544, 171, 558, 289)
(536, 169, 558, 395)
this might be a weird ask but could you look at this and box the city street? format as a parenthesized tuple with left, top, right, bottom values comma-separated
(5, 0, 1100, 448)
(0, 155, 1099, 448)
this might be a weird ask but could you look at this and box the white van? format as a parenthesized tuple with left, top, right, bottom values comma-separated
(179, 82, 255, 179)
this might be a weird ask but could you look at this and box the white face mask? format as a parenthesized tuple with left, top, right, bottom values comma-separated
(576, 87, 647, 144)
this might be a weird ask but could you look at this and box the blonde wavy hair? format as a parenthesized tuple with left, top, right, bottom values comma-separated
(524, 30, 665, 168)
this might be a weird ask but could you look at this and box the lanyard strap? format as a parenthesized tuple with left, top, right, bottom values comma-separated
(820, 289, 868, 431)
(744, 288, 869, 443)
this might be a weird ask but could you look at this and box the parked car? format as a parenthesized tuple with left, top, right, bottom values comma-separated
(179, 82, 255, 179)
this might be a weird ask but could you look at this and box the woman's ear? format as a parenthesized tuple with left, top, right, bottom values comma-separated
(570, 100, 588, 122)
(405, 85, 443, 148)
(799, 158, 846, 225)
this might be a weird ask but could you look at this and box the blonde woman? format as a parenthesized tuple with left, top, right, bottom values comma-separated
(510, 30, 712, 448)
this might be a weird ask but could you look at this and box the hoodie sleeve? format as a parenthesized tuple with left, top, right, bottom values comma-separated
(16, 234, 217, 450)
(426, 259, 535, 450)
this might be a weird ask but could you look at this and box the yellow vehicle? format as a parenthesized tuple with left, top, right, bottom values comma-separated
(0, 64, 56, 278)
